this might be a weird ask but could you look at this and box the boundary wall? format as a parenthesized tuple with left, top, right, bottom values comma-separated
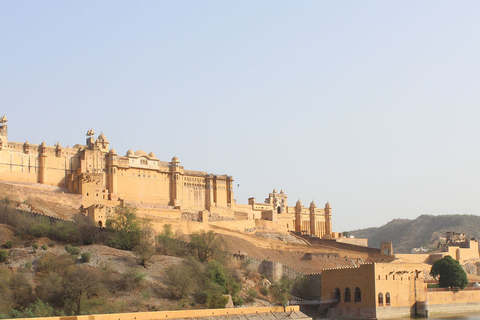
(428, 289, 480, 317)
(233, 254, 303, 282)
(11, 306, 305, 320)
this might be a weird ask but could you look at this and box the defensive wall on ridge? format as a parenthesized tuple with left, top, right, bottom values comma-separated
(232, 253, 304, 282)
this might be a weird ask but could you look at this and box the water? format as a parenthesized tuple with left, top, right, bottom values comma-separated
(418, 316, 480, 320)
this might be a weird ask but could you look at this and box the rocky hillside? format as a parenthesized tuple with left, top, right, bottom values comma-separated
(348, 214, 480, 254)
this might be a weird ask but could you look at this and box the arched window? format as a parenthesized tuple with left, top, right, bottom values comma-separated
(378, 293, 383, 306)
(334, 288, 340, 302)
(386, 292, 391, 306)
(354, 287, 361, 302)
(344, 287, 351, 302)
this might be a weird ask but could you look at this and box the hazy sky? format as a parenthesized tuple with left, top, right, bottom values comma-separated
(1, 1, 480, 232)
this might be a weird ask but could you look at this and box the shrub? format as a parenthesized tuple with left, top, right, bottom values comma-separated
(0, 250, 9, 262)
(48, 242, 54, 248)
(25, 261, 32, 270)
(41, 244, 48, 250)
(81, 252, 92, 263)
(32, 243, 38, 250)
(3, 240, 13, 249)
(65, 245, 81, 256)
(260, 286, 268, 296)
(248, 287, 258, 298)
(120, 268, 146, 290)
(232, 295, 244, 306)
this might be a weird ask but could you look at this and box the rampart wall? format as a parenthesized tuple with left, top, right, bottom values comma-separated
(428, 289, 480, 316)
(11, 306, 305, 320)
(233, 254, 303, 282)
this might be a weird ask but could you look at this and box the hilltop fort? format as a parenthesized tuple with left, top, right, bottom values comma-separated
(0, 115, 338, 239)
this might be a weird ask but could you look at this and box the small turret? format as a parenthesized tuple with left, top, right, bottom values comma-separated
(86, 129, 95, 147)
(0, 114, 8, 141)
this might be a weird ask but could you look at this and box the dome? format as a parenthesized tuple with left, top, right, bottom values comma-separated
(172, 155, 179, 162)
(473, 282, 480, 288)
(134, 150, 148, 157)
(0, 115, 7, 123)
(148, 152, 157, 159)
(280, 189, 284, 194)
(126, 149, 134, 157)
(296, 199, 302, 206)
(325, 202, 331, 209)
(109, 148, 117, 155)
(97, 132, 108, 142)
(273, 189, 277, 193)
(310, 200, 316, 207)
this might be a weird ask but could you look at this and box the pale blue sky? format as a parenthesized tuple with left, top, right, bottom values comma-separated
(1, 1, 480, 232)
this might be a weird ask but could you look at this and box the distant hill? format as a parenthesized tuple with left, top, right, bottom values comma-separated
(348, 214, 480, 254)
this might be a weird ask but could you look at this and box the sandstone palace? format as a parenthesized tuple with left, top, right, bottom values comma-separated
(0, 116, 339, 238)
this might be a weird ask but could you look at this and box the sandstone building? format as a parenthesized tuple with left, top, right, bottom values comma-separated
(0, 116, 338, 238)
(321, 261, 480, 319)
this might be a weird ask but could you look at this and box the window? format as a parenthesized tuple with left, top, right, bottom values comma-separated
(334, 288, 340, 302)
(386, 292, 390, 306)
(344, 288, 351, 302)
(354, 287, 361, 302)
(378, 293, 383, 306)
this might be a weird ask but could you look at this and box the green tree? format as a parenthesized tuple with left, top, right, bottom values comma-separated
(0, 250, 8, 262)
(430, 255, 468, 290)
(23, 299, 55, 317)
(157, 224, 182, 255)
(270, 275, 293, 306)
(0, 267, 13, 313)
(188, 230, 223, 262)
(64, 265, 102, 315)
(133, 239, 155, 267)
(165, 258, 201, 299)
(106, 206, 150, 250)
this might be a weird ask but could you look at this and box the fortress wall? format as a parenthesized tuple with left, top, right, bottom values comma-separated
(11, 306, 304, 320)
(209, 220, 255, 232)
(215, 180, 227, 207)
(237, 255, 303, 282)
(137, 207, 181, 220)
(458, 246, 480, 262)
(151, 219, 209, 235)
(0, 143, 80, 188)
(183, 186, 206, 210)
(395, 254, 431, 264)
(254, 218, 294, 232)
(335, 237, 368, 247)
(210, 206, 235, 218)
(116, 170, 171, 205)
(428, 290, 480, 316)
(306, 237, 385, 257)
(0, 151, 38, 184)
(428, 289, 480, 305)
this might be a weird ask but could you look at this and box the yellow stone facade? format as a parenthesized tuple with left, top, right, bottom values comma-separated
(0, 116, 336, 238)
(321, 263, 427, 319)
